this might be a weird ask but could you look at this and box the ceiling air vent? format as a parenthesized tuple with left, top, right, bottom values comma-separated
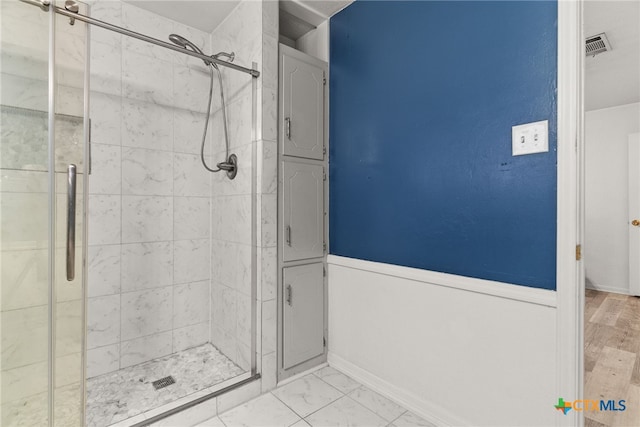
(586, 33, 612, 57)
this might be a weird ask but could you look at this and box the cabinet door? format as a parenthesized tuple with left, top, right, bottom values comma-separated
(281, 54, 324, 160)
(283, 263, 324, 369)
(282, 161, 324, 262)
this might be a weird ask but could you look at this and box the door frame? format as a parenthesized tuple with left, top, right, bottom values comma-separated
(557, 0, 585, 426)
(629, 133, 640, 296)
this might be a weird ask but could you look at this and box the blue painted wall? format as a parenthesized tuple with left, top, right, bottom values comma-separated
(329, 1, 558, 289)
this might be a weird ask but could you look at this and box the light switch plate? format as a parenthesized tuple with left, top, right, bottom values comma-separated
(512, 120, 549, 156)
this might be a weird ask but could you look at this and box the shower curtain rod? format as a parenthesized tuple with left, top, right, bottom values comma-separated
(19, 0, 261, 78)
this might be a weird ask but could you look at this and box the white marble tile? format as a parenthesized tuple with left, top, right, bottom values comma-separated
(56, 32, 86, 90)
(260, 247, 277, 301)
(1, 390, 48, 426)
(261, 300, 277, 355)
(196, 416, 226, 427)
(290, 420, 311, 427)
(173, 65, 211, 113)
(87, 344, 120, 379)
(0, 73, 48, 112)
(56, 84, 84, 117)
(0, 192, 48, 247)
(219, 392, 300, 427)
(122, 147, 173, 196)
(121, 98, 173, 151)
(120, 242, 173, 292)
(261, 85, 277, 141)
(211, 195, 252, 245)
(211, 240, 252, 294)
(55, 300, 83, 356)
(0, 169, 48, 193)
(392, 411, 437, 427)
(261, 352, 278, 393)
(121, 195, 173, 243)
(87, 1, 122, 47)
(121, 287, 173, 341)
(120, 331, 173, 368)
(89, 143, 121, 194)
(261, 193, 277, 248)
(122, 50, 173, 105)
(219, 285, 237, 337)
(174, 239, 210, 284)
(216, 379, 262, 414)
(121, 2, 174, 63)
(1, 248, 48, 311)
(314, 367, 361, 394)
(273, 374, 344, 418)
(1, 361, 47, 404)
(55, 353, 82, 388)
(1, 305, 47, 371)
(262, 1, 278, 38)
(174, 153, 211, 197)
(173, 322, 209, 353)
(348, 386, 407, 422)
(90, 92, 122, 146)
(305, 396, 388, 427)
(224, 92, 253, 152)
(88, 244, 121, 297)
(87, 294, 120, 349)
(236, 292, 252, 346)
(173, 281, 210, 329)
(235, 340, 251, 372)
(174, 108, 209, 155)
(90, 40, 122, 96)
(174, 196, 210, 240)
(150, 398, 217, 427)
(88, 194, 121, 245)
(259, 139, 278, 195)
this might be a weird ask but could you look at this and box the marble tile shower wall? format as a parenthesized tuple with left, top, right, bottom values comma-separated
(208, 0, 279, 397)
(86, 0, 218, 377)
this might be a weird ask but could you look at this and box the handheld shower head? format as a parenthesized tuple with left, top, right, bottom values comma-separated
(168, 33, 209, 65)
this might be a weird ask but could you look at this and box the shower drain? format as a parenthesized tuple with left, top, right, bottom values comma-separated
(152, 376, 176, 390)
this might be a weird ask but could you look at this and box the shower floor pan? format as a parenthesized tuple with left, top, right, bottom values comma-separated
(86, 343, 244, 427)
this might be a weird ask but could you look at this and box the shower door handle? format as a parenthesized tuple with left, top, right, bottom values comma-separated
(286, 284, 292, 306)
(285, 117, 291, 140)
(286, 225, 291, 246)
(66, 164, 77, 281)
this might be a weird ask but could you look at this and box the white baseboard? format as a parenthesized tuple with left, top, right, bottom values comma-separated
(585, 282, 630, 296)
(328, 352, 470, 427)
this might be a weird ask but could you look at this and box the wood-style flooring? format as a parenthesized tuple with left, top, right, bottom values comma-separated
(584, 289, 640, 426)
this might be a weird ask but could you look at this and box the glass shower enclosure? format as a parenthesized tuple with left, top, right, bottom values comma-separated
(1, 0, 88, 425)
(2, 0, 260, 425)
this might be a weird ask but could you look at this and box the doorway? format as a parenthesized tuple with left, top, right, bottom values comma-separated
(582, 1, 640, 425)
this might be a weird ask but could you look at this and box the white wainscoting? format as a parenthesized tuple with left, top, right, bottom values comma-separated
(327, 255, 559, 426)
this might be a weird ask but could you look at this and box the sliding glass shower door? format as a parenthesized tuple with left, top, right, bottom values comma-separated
(1, 1, 88, 425)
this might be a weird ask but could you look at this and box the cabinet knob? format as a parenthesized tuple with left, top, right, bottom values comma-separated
(632, 219, 640, 227)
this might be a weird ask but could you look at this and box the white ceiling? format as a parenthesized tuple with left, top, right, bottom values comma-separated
(124, 0, 240, 33)
(584, 0, 640, 111)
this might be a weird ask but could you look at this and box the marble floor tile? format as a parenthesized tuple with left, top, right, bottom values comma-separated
(195, 415, 226, 427)
(218, 393, 301, 427)
(313, 366, 361, 394)
(86, 343, 244, 427)
(272, 374, 343, 417)
(304, 396, 388, 427)
(391, 411, 438, 427)
(348, 385, 407, 422)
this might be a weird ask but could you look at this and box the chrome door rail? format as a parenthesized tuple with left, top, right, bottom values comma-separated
(19, 0, 260, 78)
